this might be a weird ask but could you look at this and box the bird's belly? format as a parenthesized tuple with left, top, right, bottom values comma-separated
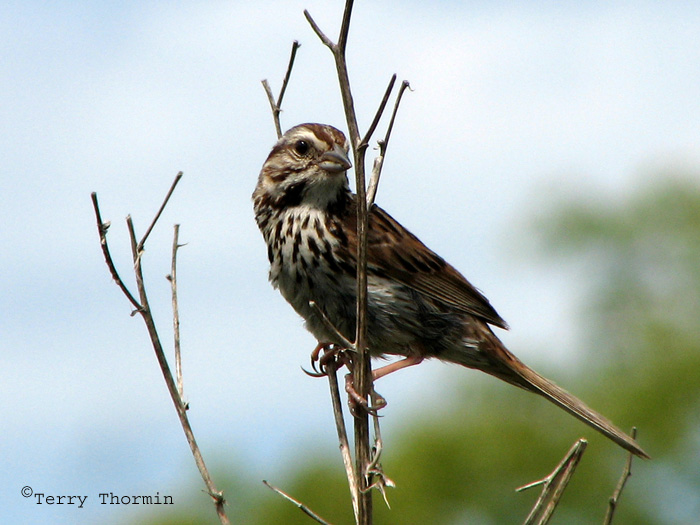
(274, 262, 461, 358)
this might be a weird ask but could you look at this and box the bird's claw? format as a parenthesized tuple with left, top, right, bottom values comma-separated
(305, 343, 350, 377)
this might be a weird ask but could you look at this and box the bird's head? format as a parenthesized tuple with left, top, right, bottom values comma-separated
(253, 123, 352, 211)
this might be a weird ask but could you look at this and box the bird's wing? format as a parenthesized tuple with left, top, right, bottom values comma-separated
(342, 199, 508, 329)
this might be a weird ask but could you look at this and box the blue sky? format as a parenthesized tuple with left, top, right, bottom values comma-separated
(2, 1, 699, 523)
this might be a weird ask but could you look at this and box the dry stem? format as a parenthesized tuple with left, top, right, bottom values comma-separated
(604, 428, 638, 524)
(304, 2, 410, 522)
(167, 224, 186, 403)
(326, 356, 360, 520)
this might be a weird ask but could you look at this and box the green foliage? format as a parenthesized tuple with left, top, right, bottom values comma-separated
(138, 173, 700, 524)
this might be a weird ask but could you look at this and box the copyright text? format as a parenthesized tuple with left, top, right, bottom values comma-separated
(22, 486, 174, 508)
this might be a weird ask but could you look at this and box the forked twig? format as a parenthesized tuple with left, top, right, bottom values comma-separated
(604, 428, 638, 525)
(262, 40, 301, 138)
(517, 439, 588, 525)
(263, 480, 331, 525)
(92, 175, 229, 524)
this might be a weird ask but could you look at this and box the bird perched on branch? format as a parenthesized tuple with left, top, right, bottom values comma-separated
(252, 122, 648, 459)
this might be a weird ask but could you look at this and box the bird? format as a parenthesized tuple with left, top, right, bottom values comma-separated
(252, 122, 649, 459)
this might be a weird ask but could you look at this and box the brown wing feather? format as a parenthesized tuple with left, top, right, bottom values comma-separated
(343, 197, 508, 329)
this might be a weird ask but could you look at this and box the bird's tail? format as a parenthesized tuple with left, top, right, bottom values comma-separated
(460, 333, 649, 459)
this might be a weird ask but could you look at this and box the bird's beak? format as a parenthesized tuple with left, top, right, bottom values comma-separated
(318, 144, 352, 173)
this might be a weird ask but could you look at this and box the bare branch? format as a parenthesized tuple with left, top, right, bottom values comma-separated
(517, 439, 588, 525)
(337, 0, 354, 52)
(138, 171, 183, 252)
(167, 224, 186, 403)
(604, 428, 638, 525)
(304, 6, 360, 141)
(126, 215, 141, 283)
(277, 41, 300, 109)
(262, 40, 301, 138)
(91, 193, 141, 311)
(262, 481, 331, 525)
(367, 80, 411, 206)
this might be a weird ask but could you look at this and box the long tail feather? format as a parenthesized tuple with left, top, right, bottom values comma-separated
(508, 360, 649, 459)
(460, 334, 650, 459)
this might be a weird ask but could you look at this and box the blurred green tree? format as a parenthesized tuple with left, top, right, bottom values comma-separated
(139, 173, 700, 524)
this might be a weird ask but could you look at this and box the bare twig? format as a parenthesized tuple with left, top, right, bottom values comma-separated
(304, 11, 334, 48)
(276, 41, 301, 116)
(360, 74, 396, 150)
(604, 428, 638, 525)
(137, 172, 183, 252)
(517, 439, 588, 525)
(263, 481, 331, 525)
(367, 80, 411, 206)
(92, 176, 229, 525)
(262, 40, 301, 138)
(261, 80, 277, 130)
(167, 224, 187, 403)
(326, 357, 360, 522)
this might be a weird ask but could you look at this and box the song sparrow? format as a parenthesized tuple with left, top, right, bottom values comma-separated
(253, 123, 648, 459)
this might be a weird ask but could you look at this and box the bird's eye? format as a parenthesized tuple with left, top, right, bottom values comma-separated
(294, 140, 310, 156)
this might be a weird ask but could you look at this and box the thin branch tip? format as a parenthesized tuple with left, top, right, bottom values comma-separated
(304, 9, 334, 49)
(263, 480, 330, 524)
(138, 173, 184, 250)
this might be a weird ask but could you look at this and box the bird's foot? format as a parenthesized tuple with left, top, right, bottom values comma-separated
(304, 343, 350, 377)
(345, 373, 387, 417)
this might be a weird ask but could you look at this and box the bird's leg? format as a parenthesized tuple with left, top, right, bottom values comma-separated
(372, 354, 424, 380)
